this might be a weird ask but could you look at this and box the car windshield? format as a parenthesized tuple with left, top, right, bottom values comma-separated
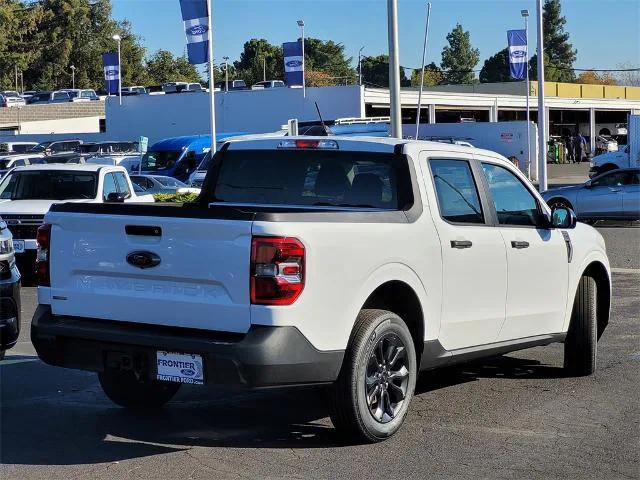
(209, 149, 411, 209)
(2, 91, 19, 98)
(0, 170, 98, 200)
(197, 151, 212, 171)
(156, 177, 185, 187)
(29, 142, 51, 152)
(141, 150, 181, 171)
(79, 144, 100, 154)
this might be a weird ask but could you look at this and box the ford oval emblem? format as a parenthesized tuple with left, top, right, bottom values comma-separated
(181, 368, 196, 376)
(286, 60, 303, 68)
(187, 25, 208, 36)
(126, 251, 161, 269)
(511, 50, 527, 58)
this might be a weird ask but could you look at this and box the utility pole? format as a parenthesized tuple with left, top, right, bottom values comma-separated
(223, 56, 229, 92)
(536, 0, 547, 191)
(387, 0, 402, 138)
(297, 19, 305, 97)
(263, 57, 266, 82)
(14, 64, 18, 91)
(358, 47, 365, 86)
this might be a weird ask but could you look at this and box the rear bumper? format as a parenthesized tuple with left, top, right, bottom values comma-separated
(31, 305, 344, 388)
(0, 266, 21, 351)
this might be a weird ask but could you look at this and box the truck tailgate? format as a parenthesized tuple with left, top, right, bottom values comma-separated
(47, 211, 252, 333)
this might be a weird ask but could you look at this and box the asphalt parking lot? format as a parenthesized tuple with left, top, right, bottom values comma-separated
(1, 224, 639, 479)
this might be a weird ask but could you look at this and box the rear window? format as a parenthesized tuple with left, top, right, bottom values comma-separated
(0, 171, 98, 200)
(209, 150, 412, 209)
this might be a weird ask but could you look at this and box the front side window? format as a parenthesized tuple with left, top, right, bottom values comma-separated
(430, 159, 484, 224)
(113, 172, 131, 198)
(591, 171, 630, 188)
(482, 162, 541, 227)
(102, 173, 118, 200)
(0, 171, 98, 200)
(140, 151, 181, 171)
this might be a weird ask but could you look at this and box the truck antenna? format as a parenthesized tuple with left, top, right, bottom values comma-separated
(315, 102, 330, 136)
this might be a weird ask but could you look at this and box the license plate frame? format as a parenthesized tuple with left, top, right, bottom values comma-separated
(156, 351, 205, 385)
(12, 240, 25, 254)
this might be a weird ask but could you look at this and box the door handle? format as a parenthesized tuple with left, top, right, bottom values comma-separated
(450, 240, 473, 249)
(511, 240, 530, 249)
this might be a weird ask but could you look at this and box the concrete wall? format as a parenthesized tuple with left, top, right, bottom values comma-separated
(17, 116, 101, 134)
(104, 85, 364, 143)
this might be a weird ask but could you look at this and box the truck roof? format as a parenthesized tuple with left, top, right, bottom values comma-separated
(224, 135, 508, 159)
(150, 133, 246, 151)
(11, 164, 123, 173)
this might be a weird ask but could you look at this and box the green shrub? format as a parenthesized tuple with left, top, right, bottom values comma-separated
(153, 192, 200, 203)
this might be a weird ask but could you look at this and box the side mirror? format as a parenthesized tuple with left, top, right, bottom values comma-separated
(550, 205, 577, 229)
(584, 180, 592, 189)
(106, 192, 127, 203)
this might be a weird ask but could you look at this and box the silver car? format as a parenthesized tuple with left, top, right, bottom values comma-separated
(542, 168, 640, 221)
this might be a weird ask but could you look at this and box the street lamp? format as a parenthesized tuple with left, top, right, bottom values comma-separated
(358, 47, 365, 85)
(70, 65, 76, 90)
(223, 56, 229, 92)
(112, 34, 122, 105)
(297, 19, 305, 97)
(521, 9, 531, 177)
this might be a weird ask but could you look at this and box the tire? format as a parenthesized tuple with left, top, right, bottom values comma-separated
(328, 309, 417, 443)
(564, 276, 598, 376)
(98, 369, 181, 409)
(548, 198, 573, 212)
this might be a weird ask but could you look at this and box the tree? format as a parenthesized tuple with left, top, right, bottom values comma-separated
(233, 39, 283, 86)
(303, 38, 354, 84)
(479, 48, 514, 83)
(305, 70, 333, 87)
(575, 70, 618, 85)
(360, 55, 409, 88)
(410, 62, 443, 87)
(615, 63, 640, 86)
(440, 23, 480, 84)
(529, 0, 576, 82)
(146, 49, 201, 85)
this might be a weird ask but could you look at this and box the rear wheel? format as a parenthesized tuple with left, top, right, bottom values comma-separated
(564, 276, 598, 376)
(98, 369, 181, 409)
(328, 309, 417, 443)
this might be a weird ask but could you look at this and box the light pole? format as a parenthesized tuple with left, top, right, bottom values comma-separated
(263, 57, 267, 82)
(223, 56, 229, 92)
(358, 46, 365, 86)
(387, 0, 402, 139)
(70, 65, 76, 89)
(112, 34, 122, 106)
(535, 0, 547, 191)
(19, 72, 24, 94)
(521, 9, 531, 177)
(297, 19, 305, 97)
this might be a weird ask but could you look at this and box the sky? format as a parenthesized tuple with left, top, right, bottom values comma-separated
(111, 0, 640, 73)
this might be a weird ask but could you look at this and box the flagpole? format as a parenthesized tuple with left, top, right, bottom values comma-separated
(415, 2, 432, 140)
(522, 10, 531, 178)
(206, 0, 217, 154)
(535, 0, 547, 191)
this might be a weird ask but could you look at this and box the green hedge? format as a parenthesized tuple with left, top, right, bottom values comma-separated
(153, 192, 200, 203)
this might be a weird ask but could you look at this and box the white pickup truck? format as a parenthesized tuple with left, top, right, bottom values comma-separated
(31, 137, 611, 442)
(0, 164, 154, 272)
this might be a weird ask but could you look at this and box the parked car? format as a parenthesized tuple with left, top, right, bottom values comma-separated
(122, 86, 148, 96)
(181, 83, 203, 93)
(130, 174, 200, 194)
(0, 142, 38, 154)
(30, 137, 611, 442)
(29, 139, 82, 156)
(60, 89, 99, 102)
(214, 80, 248, 91)
(0, 217, 20, 360)
(0, 155, 47, 178)
(0, 164, 154, 275)
(595, 135, 618, 155)
(161, 82, 188, 94)
(0, 91, 26, 108)
(543, 168, 640, 221)
(21, 90, 37, 101)
(251, 80, 286, 89)
(79, 141, 139, 157)
(27, 91, 71, 104)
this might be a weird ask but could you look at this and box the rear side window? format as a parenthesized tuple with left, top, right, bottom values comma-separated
(113, 172, 131, 197)
(430, 159, 484, 224)
(103, 173, 118, 200)
(210, 150, 413, 209)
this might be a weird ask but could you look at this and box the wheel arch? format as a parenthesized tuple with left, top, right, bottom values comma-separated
(581, 260, 611, 339)
(360, 280, 425, 363)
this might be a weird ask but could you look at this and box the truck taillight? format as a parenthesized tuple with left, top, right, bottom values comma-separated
(35, 224, 51, 287)
(250, 236, 305, 305)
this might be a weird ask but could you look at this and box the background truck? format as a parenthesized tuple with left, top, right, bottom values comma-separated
(31, 137, 610, 442)
(590, 114, 639, 176)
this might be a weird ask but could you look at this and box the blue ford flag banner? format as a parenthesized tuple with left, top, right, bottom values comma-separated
(102, 52, 119, 95)
(283, 41, 304, 87)
(507, 29, 528, 80)
(179, 0, 210, 64)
